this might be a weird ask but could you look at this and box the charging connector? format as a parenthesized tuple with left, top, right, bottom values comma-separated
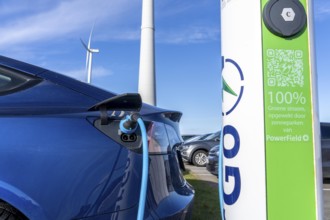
(119, 113, 140, 134)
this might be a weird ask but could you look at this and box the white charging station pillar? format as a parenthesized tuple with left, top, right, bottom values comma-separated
(220, 0, 323, 219)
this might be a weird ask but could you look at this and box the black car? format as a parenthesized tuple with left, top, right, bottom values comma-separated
(322, 122, 330, 180)
(206, 145, 219, 176)
(180, 131, 220, 167)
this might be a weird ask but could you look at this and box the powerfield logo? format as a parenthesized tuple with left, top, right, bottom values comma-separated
(222, 57, 244, 115)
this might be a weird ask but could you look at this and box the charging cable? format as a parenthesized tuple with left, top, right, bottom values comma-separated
(120, 113, 148, 220)
(219, 130, 225, 220)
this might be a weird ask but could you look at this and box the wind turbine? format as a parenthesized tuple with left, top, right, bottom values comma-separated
(81, 25, 99, 84)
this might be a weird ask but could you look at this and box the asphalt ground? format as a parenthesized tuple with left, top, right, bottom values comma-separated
(185, 162, 330, 219)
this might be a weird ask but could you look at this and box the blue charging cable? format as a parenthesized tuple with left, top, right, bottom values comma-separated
(218, 130, 225, 220)
(120, 113, 148, 220)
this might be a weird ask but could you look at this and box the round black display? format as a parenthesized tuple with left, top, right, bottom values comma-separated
(263, 0, 307, 38)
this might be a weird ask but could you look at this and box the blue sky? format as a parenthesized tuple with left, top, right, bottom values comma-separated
(0, 0, 328, 135)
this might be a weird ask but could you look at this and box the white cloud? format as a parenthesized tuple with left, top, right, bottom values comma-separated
(97, 30, 140, 41)
(0, 0, 220, 66)
(0, 0, 139, 49)
(314, 1, 330, 20)
(157, 26, 219, 44)
(0, 0, 220, 48)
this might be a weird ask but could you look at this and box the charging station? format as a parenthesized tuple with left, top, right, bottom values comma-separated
(220, 0, 323, 219)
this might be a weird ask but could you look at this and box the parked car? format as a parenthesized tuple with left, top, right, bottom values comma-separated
(206, 145, 219, 176)
(322, 122, 330, 180)
(0, 56, 194, 220)
(180, 131, 220, 167)
(177, 133, 212, 153)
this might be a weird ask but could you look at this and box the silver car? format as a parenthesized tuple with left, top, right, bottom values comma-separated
(180, 131, 220, 167)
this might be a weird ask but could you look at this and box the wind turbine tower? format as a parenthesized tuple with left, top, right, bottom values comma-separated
(138, 0, 156, 106)
(81, 25, 99, 84)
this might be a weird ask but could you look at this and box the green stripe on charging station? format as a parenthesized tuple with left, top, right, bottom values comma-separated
(261, 0, 317, 219)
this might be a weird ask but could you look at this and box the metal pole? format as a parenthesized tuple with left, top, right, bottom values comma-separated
(138, 0, 156, 106)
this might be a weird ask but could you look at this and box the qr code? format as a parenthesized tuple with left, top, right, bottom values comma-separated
(265, 49, 304, 87)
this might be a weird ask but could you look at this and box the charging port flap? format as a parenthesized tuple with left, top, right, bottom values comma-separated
(89, 93, 142, 125)
(89, 93, 142, 112)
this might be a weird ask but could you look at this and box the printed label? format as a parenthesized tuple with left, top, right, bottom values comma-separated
(261, 0, 318, 219)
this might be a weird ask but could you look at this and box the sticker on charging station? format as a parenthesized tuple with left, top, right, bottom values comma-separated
(222, 56, 244, 206)
(264, 48, 310, 142)
(222, 57, 244, 116)
(261, 0, 318, 219)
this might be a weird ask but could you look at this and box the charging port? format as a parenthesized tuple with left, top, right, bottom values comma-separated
(121, 133, 137, 142)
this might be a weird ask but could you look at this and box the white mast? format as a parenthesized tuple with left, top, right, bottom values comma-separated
(81, 25, 99, 84)
(138, 0, 156, 106)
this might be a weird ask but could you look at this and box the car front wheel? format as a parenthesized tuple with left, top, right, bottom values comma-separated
(192, 150, 208, 167)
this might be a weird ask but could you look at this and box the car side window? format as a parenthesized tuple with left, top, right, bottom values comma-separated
(0, 67, 41, 95)
(0, 74, 11, 88)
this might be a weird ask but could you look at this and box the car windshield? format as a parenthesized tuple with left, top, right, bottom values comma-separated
(184, 135, 201, 142)
(205, 131, 221, 140)
(185, 133, 211, 143)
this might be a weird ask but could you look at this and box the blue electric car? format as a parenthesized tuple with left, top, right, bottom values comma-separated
(0, 56, 194, 220)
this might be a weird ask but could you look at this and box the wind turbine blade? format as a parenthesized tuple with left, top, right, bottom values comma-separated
(88, 23, 95, 49)
(80, 38, 89, 50)
(80, 38, 89, 72)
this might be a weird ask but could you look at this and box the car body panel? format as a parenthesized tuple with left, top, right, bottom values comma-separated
(0, 116, 140, 219)
(0, 55, 194, 219)
(0, 180, 48, 220)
